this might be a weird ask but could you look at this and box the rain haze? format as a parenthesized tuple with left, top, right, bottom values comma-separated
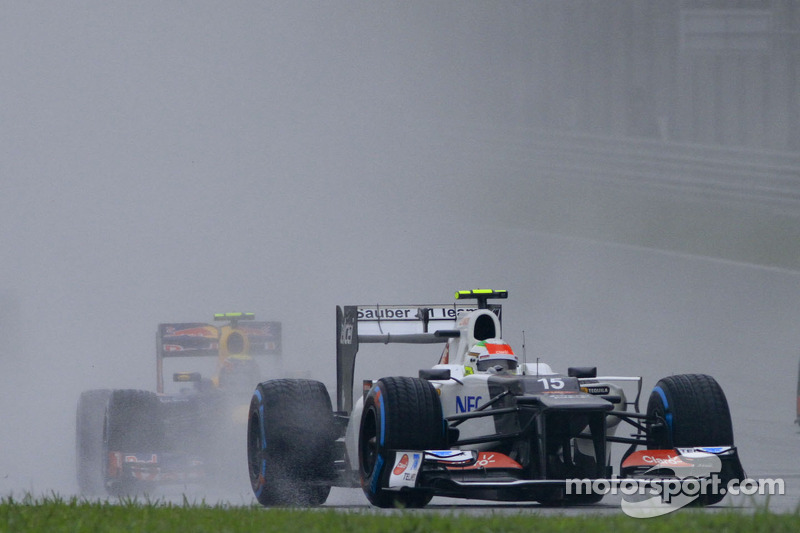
(2, 2, 800, 508)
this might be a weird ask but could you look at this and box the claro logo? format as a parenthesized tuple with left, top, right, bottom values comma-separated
(640, 455, 688, 466)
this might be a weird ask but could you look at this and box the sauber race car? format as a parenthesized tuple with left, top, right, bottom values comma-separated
(76, 313, 281, 496)
(246, 290, 744, 508)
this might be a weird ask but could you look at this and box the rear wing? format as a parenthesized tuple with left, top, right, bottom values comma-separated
(335, 302, 501, 413)
(156, 320, 281, 393)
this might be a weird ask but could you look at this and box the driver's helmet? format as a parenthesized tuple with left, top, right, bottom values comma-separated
(469, 339, 518, 373)
(217, 355, 260, 394)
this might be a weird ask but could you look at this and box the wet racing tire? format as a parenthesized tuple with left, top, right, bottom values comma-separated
(76, 389, 112, 496)
(647, 374, 733, 449)
(359, 376, 446, 508)
(646, 373, 735, 505)
(103, 389, 164, 497)
(247, 379, 336, 506)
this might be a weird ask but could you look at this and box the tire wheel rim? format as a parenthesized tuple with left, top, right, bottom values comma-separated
(360, 407, 379, 478)
(649, 402, 670, 448)
(247, 410, 264, 483)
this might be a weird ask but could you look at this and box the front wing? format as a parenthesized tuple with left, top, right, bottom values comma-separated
(107, 451, 205, 486)
(377, 447, 745, 502)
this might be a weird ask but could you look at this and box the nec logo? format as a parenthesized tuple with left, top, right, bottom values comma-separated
(456, 395, 482, 413)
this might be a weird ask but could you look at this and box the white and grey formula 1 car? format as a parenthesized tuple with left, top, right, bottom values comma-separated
(246, 290, 744, 507)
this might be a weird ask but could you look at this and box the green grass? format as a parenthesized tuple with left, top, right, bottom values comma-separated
(1, 494, 799, 533)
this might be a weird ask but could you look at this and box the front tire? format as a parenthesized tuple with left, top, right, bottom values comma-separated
(247, 379, 336, 506)
(647, 373, 733, 449)
(358, 376, 446, 508)
(646, 373, 735, 505)
(76, 389, 112, 496)
(103, 389, 164, 497)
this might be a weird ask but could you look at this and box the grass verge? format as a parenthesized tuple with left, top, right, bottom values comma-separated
(1, 494, 799, 533)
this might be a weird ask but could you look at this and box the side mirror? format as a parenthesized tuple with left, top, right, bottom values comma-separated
(420, 368, 451, 381)
(568, 366, 597, 379)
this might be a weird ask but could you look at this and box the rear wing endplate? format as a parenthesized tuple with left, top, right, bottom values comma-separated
(335, 303, 501, 413)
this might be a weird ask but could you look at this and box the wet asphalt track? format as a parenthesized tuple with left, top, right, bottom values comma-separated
(10, 231, 800, 517)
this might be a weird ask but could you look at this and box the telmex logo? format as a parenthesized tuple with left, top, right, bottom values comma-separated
(393, 454, 409, 475)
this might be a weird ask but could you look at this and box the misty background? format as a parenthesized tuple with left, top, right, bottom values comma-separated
(2, 1, 799, 504)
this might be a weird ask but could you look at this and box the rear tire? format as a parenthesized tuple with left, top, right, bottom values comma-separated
(76, 389, 112, 496)
(646, 374, 734, 505)
(358, 377, 446, 508)
(247, 379, 336, 506)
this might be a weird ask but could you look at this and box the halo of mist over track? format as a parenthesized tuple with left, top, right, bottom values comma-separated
(1, 2, 798, 512)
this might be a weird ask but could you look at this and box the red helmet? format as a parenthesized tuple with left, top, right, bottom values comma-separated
(469, 339, 518, 372)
